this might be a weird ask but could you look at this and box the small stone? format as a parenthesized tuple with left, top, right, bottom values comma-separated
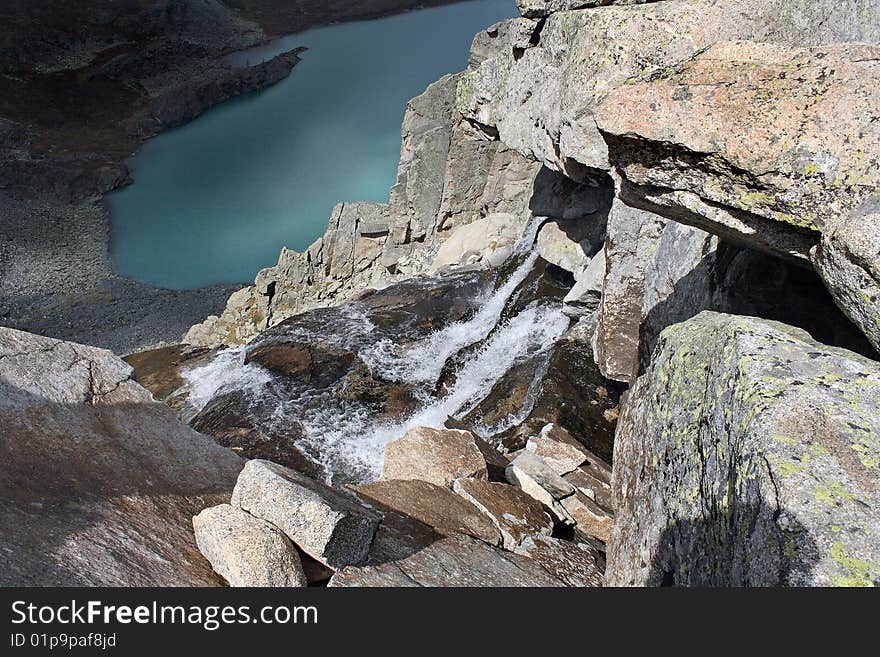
(564, 468, 613, 512)
(193, 504, 307, 587)
(231, 460, 379, 570)
(453, 478, 553, 549)
(561, 491, 614, 542)
(381, 426, 488, 487)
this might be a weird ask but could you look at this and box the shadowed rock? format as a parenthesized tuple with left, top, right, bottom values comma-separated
(0, 327, 244, 586)
(608, 312, 880, 586)
(453, 478, 553, 549)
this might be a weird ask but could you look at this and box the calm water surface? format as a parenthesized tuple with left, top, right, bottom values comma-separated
(109, 0, 517, 289)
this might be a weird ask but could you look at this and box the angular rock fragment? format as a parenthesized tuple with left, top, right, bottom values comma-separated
(453, 478, 553, 549)
(564, 467, 613, 512)
(505, 451, 576, 523)
(193, 504, 306, 587)
(232, 460, 380, 569)
(561, 491, 614, 543)
(515, 534, 605, 587)
(354, 479, 501, 546)
(381, 426, 488, 487)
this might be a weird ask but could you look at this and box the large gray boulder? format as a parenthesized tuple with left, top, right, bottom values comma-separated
(0, 327, 244, 586)
(232, 460, 380, 569)
(193, 504, 307, 587)
(608, 312, 880, 586)
(813, 197, 880, 354)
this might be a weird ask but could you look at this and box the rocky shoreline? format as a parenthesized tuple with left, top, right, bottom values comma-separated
(0, 0, 468, 355)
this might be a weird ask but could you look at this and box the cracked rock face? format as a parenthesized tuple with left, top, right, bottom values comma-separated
(607, 312, 880, 587)
(0, 327, 244, 586)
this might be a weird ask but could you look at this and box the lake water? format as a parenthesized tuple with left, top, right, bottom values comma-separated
(108, 0, 518, 290)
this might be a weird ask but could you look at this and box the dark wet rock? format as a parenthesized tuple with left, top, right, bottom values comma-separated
(232, 460, 380, 570)
(124, 344, 212, 402)
(354, 479, 502, 546)
(498, 318, 621, 462)
(0, 327, 244, 586)
(514, 534, 605, 587)
(608, 312, 880, 587)
(245, 340, 356, 387)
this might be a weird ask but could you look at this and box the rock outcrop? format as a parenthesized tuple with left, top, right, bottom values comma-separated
(0, 327, 244, 586)
(608, 312, 880, 586)
(185, 72, 542, 347)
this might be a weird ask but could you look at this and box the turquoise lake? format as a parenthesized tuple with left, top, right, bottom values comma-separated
(108, 0, 518, 290)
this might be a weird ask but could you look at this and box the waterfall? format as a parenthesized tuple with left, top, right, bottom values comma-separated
(181, 215, 569, 484)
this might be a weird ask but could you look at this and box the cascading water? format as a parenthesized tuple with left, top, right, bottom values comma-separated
(181, 216, 571, 484)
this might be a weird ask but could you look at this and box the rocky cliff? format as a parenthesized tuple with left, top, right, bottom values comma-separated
(174, 0, 879, 587)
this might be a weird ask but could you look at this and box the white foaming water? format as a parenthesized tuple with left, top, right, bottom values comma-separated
(183, 347, 273, 413)
(360, 216, 547, 385)
(182, 215, 570, 484)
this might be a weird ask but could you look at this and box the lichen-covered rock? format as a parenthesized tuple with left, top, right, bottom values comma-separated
(813, 197, 880, 354)
(354, 479, 502, 546)
(536, 220, 589, 275)
(330, 532, 565, 587)
(452, 478, 553, 549)
(597, 41, 880, 264)
(607, 312, 880, 587)
(231, 460, 380, 569)
(460, 0, 880, 177)
(514, 534, 605, 587)
(381, 426, 488, 487)
(193, 504, 306, 587)
(0, 328, 244, 586)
